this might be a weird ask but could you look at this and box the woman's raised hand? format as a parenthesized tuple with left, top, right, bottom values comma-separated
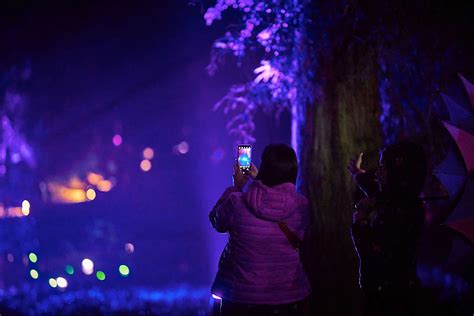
(249, 162, 259, 179)
(347, 153, 366, 178)
(233, 161, 249, 190)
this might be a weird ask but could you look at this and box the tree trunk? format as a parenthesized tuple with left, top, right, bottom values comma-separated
(301, 4, 383, 314)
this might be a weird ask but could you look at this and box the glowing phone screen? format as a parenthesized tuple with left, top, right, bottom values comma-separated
(237, 145, 252, 172)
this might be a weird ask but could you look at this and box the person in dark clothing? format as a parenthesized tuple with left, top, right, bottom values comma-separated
(348, 141, 427, 316)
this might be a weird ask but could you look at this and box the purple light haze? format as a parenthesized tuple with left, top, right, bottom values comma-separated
(0, 1, 291, 302)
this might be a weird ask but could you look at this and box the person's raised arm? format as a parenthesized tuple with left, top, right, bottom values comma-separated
(209, 187, 237, 233)
(348, 153, 378, 198)
(209, 162, 254, 233)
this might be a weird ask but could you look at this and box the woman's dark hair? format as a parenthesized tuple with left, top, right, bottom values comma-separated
(255, 143, 298, 187)
(380, 141, 427, 199)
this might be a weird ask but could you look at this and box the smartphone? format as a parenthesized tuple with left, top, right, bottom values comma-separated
(237, 144, 252, 174)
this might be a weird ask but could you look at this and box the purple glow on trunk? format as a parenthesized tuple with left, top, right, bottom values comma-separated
(291, 102, 299, 158)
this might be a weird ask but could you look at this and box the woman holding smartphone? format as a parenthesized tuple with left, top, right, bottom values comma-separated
(209, 143, 311, 316)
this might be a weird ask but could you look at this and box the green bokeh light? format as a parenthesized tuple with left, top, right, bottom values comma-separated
(30, 269, 39, 279)
(28, 252, 38, 263)
(48, 278, 57, 288)
(118, 264, 130, 277)
(96, 271, 106, 281)
(65, 265, 74, 275)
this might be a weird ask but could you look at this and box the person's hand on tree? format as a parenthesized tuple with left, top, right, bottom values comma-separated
(348, 153, 366, 178)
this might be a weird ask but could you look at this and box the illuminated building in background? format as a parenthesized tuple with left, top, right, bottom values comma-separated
(47, 173, 114, 204)
(68, 176, 84, 189)
(47, 183, 88, 204)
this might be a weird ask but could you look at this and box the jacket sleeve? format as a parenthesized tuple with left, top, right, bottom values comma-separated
(209, 187, 239, 233)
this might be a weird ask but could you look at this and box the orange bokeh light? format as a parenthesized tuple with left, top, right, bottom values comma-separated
(143, 147, 154, 160)
(140, 159, 152, 172)
(87, 172, 103, 185)
(97, 180, 113, 192)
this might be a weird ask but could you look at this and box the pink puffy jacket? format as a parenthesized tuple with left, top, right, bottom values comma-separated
(209, 180, 311, 304)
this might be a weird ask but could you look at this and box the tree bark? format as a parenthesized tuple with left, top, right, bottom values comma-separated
(301, 3, 383, 314)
